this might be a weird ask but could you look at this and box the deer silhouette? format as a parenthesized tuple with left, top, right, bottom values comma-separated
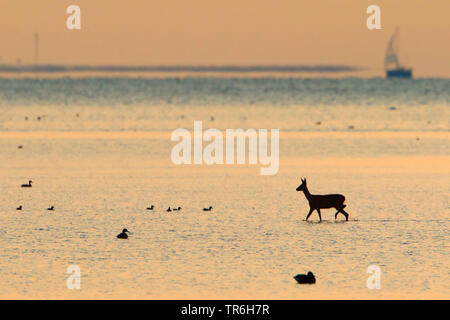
(296, 178, 349, 221)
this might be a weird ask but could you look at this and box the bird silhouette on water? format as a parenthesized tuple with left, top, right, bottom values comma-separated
(166, 207, 172, 212)
(294, 272, 316, 284)
(47, 206, 54, 211)
(21, 180, 32, 187)
(173, 207, 182, 211)
(117, 229, 130, 239)
(146, 205, 154, 210)
(16, 205, 22, 210)
(203, 206, 213, 211)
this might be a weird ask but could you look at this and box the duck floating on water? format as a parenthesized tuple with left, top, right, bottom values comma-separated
(146, 205, 154, 210)
(293, 271, 316, 284)
(16, 205, 22, 210)
(203, 206, 213, 211)
(117, 228, 130, 239)
(166, 207, 172, 212)
(173, 207, 182, 211)
(21, 180, 32, 187)
(47, 206, 54, 211)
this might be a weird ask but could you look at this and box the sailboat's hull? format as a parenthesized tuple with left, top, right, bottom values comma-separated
(386, 68, 412, 78)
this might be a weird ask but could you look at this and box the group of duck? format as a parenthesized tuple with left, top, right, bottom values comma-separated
(21, 180, 316, 284)
(20, 179, 213, 216)
(117, 206, 214, 239)
(16, 205, 54, 211)
(146, 205, 213, 213)
(18, 180, 54, 211)
(151, 206, 182, 212)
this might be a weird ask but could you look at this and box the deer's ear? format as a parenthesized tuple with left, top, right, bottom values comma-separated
(301, 178, 305, 183)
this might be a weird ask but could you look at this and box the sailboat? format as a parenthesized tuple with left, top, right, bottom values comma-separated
(385, 28, 412, 78)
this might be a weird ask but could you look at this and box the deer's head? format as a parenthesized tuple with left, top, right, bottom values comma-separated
(296, 178, 307, 192)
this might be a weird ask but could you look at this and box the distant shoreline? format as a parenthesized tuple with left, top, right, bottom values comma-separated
(0, 64, 362, 73)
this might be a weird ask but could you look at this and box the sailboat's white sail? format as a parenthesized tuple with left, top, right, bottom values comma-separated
(385, 32, 399, 69)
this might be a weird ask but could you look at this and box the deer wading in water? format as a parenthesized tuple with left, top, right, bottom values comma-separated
(296, 178, 349, 221)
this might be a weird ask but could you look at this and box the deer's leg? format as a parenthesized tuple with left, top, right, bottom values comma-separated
(337, 208, 349, 221)
(316, 209, 322, 221)
(334, 211, 340, 219)
(305, 208, 314, 221)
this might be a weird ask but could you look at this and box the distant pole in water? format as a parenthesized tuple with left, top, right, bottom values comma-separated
(34, 33, 39, 66)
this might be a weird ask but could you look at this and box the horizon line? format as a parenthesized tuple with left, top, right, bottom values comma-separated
(0, 64, 363, 73)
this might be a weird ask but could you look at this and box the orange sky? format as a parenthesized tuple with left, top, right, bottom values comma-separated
(0, 0, 449, 77)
